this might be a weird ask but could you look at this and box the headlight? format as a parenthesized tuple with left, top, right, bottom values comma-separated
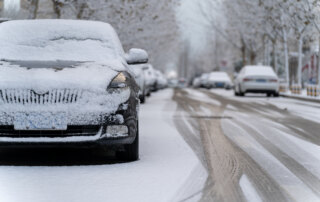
(107, 72, 129, 93)
(109, 72, 127, 88)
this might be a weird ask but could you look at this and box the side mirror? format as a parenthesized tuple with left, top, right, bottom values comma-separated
(125, 48, 149, 65)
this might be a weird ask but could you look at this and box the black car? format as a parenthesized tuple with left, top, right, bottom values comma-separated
(0, 19, 148, 161)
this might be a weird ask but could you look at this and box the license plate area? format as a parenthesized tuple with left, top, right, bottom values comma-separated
(256, 79, 266, 83)
(14, 112, 67, 130)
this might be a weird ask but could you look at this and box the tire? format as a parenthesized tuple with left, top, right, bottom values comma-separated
(267, 93, 272, 97)
(140, 95, 145, 104)
(117, 121, 139, 162)
(274, 92, 279, 97)
(234, 91, 239, 96)
(239, 92, 245, 96)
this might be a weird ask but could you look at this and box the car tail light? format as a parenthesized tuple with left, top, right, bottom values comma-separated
(243, 78, 253, 82)
(269, 79, 278, 82)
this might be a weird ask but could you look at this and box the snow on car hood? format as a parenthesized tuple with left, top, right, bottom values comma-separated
(0, 60, 126, 91)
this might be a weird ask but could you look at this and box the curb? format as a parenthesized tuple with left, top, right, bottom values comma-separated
(280, 93, 320, 104)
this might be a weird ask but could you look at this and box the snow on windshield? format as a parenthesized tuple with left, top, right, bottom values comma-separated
(0, 20, 123, 62)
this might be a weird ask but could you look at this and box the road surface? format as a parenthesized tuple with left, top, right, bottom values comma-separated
(0, 88, 320, 202)
(174, 88, 320, 202)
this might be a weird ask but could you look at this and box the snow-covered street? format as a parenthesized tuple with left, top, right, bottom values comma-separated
(1, 87, 320, 202)
(174, 88, 320, 201)
(0, 89, 207, 202)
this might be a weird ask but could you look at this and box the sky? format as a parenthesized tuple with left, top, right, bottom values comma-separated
(176, 0, 210, 53)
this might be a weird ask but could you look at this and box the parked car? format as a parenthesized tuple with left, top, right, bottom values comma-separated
(207, 72, 233, 89)
(200, 73, 210, 88)
(192, 77, 201, 88)
(143, 64, 157, 95)
(155, 70, 168, 90)
(234, 65, 279, 97)
(0, 19, 148, 161)
(128, 63, 148, 103)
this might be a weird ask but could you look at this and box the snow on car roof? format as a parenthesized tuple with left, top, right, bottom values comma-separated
(0, 20, 124, 62)
(244, 66, 277, 77)
(209, 72, 231, 81)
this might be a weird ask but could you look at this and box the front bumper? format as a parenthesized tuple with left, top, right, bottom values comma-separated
(0, 100, 139, 146)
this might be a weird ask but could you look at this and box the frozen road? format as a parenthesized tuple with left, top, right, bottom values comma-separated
(174, 88, 320, 202)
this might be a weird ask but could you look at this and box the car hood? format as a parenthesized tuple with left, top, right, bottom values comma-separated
(0, 60, 126, 91)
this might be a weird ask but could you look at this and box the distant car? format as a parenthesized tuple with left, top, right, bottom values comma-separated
(207, 72, 233, 89)
(143, 64, 157, 95)
(192, 77, 201, 88)
(128, 63, 148, 103)
(200, 73, 210, 88)
(155, 70, 167, 90)
(178, 78, 187, 88)
(0, 19, 148, 161)
(234, 65, 279, 97)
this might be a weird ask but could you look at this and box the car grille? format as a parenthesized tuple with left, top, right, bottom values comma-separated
(0, 125, 100, 138)
(0, 89, 82, 105)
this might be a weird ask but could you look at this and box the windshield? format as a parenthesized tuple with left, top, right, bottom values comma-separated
(0, 20, 120, 62)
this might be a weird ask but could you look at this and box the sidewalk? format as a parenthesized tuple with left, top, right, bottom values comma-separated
(280, 90, 320, 103)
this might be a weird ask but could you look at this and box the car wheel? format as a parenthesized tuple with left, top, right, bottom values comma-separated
(234, 91, 239, 96)
(140, 95, 145, 104)
(274, 92, 279, 97)
(267, 93, 272, 97)
(117, 121, 139, 162)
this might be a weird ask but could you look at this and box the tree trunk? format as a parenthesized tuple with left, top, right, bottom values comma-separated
(273, 40, 278, 73)
(28, 0, 39, 19)
(250, 51, 256, 65)
(283, 29, 290, 86)
(318, 36, 320, 85)
(298, 35, 303, 86)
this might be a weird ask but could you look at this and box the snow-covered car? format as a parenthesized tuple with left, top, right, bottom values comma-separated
(234, 65, 279, 97)
(155, 70, 167, 90)
(0, 20, 148, 161)
(207, 72, 233, 89)
(192, 77, 201, 88)
(128, 63, 148, 103)
(200, 73, 210, 88)
(143, 64, 157, 95)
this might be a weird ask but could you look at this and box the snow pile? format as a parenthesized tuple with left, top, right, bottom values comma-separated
(244, 66, 277, 77)
(0, 20, 124, 62)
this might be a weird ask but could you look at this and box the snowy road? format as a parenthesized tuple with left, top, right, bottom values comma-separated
(1, 88, 320, 202)
(0, 89, 207, 202)
(174, 88, 320, 202)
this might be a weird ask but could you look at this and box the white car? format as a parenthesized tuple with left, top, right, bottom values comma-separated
(200, 73, 210, 88)
(192, 77, 201, 88)
(207, 72, 233, 89)
(143, 64, 157, 95)
(155, 70, 167, 90)
(128, 63, 148, 103)
(234, 65, 279, 97)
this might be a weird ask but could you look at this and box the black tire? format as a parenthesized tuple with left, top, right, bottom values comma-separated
(267, 93, 272, 97)
(234, 91, 239, 96)
(140, 95, 145, 104)
(274, 92, 279, 97)
(239, 92, 245, 96)
(117, 122, 139, 162)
